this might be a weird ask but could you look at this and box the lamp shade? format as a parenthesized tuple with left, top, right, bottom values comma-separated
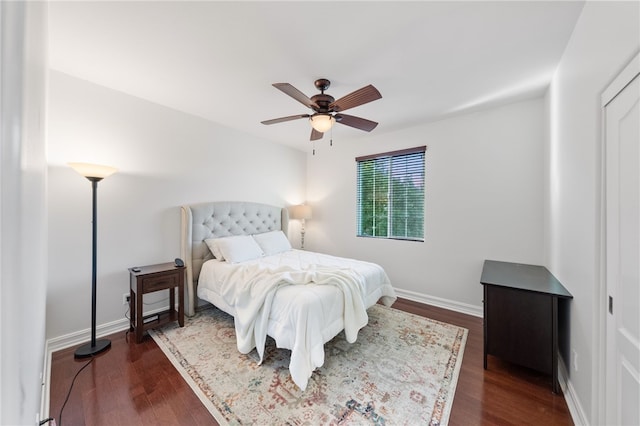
(309, 114, 335, 133)
(69, 162, 118, 179)
(290, 204, 312, 220)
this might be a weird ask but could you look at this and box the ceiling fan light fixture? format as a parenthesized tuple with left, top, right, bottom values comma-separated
(309, 114, 335, 133)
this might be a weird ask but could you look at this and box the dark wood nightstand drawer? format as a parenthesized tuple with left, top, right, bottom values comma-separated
(142, 273, 178, 292)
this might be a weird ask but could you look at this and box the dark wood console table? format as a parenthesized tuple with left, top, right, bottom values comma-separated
(480, 260, 572, 393)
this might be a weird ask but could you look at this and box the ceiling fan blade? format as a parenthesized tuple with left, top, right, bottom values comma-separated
(310, 128, 324, 141)
(329, 84, 382, 112)
(335, 113, 378, 132)
(273, 83, 319, 109)
(261, 114, 310, 125)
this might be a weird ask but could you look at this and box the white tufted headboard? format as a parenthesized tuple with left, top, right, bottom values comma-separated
(180, 201, 289, 316)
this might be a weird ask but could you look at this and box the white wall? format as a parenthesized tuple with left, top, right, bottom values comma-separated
(544, 2, 639, 424)
(306, 98, 545, 313)
(0, 2, 48, 424)
(46, 71, 307, 340)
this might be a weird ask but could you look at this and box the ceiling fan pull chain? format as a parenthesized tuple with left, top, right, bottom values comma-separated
(313, 140, 316, 156)
(330, 126, 333, 146)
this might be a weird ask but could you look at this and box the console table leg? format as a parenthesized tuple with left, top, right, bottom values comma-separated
(552, 298, 559, 394)
(483, 285, 488, 370)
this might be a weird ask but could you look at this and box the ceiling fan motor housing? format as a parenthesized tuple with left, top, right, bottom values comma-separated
(310, 94, 335, 113)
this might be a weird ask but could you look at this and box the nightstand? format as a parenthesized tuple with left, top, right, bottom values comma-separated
(128, 262, 185, 343)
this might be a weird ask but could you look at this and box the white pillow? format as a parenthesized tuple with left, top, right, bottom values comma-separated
(212, 235, 264, 264)
(252, 230, 292, 256)
(204, 238, 225, 261)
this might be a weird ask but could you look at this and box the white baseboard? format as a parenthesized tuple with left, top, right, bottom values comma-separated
(46, 317, 131, 355)
(393, 287, 484, 318)
(558, 355, 589, 425)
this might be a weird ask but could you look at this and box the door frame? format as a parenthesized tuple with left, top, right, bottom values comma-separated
(597, 51, 640, 425)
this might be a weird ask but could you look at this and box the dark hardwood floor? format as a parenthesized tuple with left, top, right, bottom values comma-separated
(49, 298, 573, 425)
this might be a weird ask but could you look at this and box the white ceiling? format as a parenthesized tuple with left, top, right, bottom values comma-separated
(48, 1, 584, 151)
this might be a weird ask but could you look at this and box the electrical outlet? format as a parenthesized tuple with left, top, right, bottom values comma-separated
(123, 293, 130, 305)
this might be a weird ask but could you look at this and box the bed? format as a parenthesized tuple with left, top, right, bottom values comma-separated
(180, 201, 397, 390)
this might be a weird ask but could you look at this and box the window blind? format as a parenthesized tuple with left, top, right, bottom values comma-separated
(356, 146, 426, 241)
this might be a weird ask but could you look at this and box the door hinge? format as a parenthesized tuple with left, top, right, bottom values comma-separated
(609, 296, 613, 314)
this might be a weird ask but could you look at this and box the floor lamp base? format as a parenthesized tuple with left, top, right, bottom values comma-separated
(74, 338, 111, 359)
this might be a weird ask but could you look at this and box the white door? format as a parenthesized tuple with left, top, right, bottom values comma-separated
(604, 60, 640, 426)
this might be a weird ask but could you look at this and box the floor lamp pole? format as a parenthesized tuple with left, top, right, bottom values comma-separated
(74, 177, 111, 358)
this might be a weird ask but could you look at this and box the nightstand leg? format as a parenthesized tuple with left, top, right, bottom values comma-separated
(178, 283, 184, 327)
(169, 288, 176, 321)
(129, 289, 135, 331)
(136, 285, 144, 343)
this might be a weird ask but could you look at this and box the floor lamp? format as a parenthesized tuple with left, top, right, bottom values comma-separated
(69, 162, 117, 358)
(290, 204, 312, 249)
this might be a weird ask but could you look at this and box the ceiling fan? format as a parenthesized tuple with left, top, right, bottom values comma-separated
(261, 78, 382, 141)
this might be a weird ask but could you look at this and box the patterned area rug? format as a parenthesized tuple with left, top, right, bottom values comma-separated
(150, 304, 467, 425)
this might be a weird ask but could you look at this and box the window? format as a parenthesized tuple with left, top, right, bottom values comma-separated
(356, 146, 425, 241)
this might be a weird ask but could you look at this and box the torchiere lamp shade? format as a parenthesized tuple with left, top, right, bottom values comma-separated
(69, 162, 118, 180)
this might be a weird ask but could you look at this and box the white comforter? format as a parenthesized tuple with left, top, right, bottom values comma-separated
(197, 249, 396, 390)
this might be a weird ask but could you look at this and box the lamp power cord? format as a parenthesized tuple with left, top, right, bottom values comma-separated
(41, 356, 95, 426)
